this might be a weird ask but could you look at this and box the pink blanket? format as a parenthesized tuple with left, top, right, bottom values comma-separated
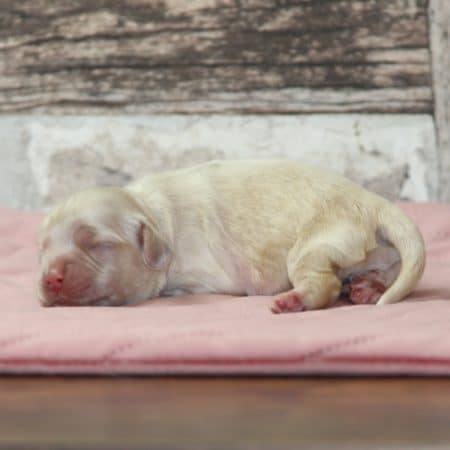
(1, 203, 450, 375)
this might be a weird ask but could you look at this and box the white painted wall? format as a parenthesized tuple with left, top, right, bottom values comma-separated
(0, 114, 438, 210)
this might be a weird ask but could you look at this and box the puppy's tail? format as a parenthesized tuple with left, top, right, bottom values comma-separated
(375, 202, 425, 306)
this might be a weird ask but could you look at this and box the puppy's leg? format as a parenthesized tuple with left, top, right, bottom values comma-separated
(271, 225, 371, 313)
(271, 248, 342, 313)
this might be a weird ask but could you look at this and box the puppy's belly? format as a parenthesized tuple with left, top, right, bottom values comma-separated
(164, 251, 246, 296)
(165, 250, 289, 297)
(163, 271, 288, 297)
(163, 270, 246, 296)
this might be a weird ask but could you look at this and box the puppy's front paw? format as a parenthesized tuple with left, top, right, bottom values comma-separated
(271, 290, 305, 314)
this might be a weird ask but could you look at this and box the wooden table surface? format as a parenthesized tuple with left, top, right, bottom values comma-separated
(0, 376, 449, 450)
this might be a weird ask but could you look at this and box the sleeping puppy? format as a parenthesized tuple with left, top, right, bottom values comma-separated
(37, 160, 425, 312)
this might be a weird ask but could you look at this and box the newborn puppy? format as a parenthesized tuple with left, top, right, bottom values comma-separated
(38, 160, 425, 312)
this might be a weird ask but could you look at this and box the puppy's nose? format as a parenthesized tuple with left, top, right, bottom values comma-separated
(44, 268, 64, 293)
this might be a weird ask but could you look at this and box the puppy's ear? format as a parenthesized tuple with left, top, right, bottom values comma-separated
(137, 223, 171, 270)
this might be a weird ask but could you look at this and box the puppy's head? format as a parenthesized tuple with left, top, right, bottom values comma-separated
(38, 187, 171, 307)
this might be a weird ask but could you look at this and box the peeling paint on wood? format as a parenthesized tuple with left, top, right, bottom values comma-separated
(429, 0, 450, 200)
(0, 0, 432, 113)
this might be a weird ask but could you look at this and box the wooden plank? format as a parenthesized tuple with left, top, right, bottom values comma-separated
(0, 377, 449, 449)
(0, 0, 432, 113)
(429, 0, 450, 200)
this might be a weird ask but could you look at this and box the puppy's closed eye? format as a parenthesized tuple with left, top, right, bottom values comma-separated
(73, 225, 98, 249)
(85, 241, 119, 263)
(73, 225, 118, 257)
(86, 241, 117, 251)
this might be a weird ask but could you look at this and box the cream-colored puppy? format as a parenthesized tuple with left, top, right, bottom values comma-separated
(38, 160, 425, 312)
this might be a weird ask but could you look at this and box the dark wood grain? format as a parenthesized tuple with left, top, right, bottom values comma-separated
(0, 0, 432, 113)
(0, 377, 449, 450)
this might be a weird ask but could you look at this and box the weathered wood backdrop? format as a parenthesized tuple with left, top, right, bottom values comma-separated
(0, 0, 448, 207)
(429, 0, 450, 200)
(0, 0, 432, 113)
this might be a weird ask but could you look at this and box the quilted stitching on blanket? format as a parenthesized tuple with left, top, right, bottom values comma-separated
(0, 203, 449, 375)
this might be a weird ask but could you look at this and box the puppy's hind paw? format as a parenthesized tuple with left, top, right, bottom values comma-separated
(271, 290, 305, 314)
(348, 270, 387, 305)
